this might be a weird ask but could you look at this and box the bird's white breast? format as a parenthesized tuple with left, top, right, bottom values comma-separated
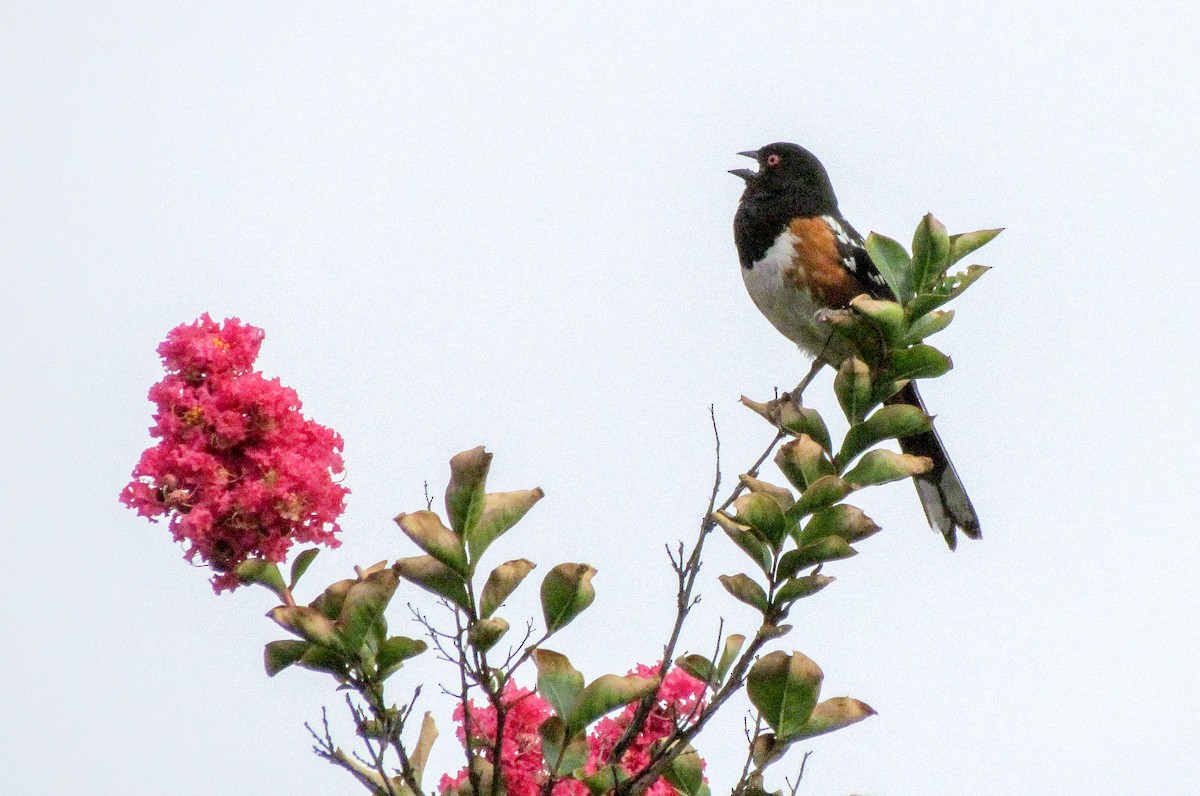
(741, 230, 841, 359)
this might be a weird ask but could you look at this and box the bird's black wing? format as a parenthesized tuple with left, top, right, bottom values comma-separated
(826, 214, 893, 301)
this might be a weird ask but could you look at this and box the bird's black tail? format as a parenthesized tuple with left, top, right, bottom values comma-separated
(884, 381, 981, 550)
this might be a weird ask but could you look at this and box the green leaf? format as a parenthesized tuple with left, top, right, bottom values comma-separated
(467, 488, 545, 563)
(718, 573, 769, 614)
(849, 296, 906, 345)
(534, 649, 585, 719)
(773, 574, 835, 606)
(732, 493, 791, 550)
(296, 643, 348, 679)
(393, 555, 470, 610)
(843, 450, 932, 488)
(947, 227, 1003, 267)
(775, 435, 835, 493)
(538, 716, 589, 776)
(911, 213, 950, 293)
(581, 766, 629, 796)
(865, 232, 914, 303)
(445, 446, 492, 535)
(786, 475, 853, 522)
(741, 396, 833, 451)
(756, 623, 793, 642)
(941, 262, 991, 295)
(716, 634, 746, 682)
(738, 395, 776, 425)
(264, 639, 310, 676)
(750, 732, 788, 769)
(902, 309, 954, 345)
(779, 536, 858, 577)
(662, 742, 709, 796)
(377, 636, 428, 680)
(710, 512, 773, 574)
(357, 721, 389, 741)
(738, 475, 795, 512)
(468, 617, 510, 652)
(775, 403, 832, 451)
(310, 577, 356, 620)
(479, 558, 536, 618)
(746, 651, 824, 740)
(572, 673, 659, 733)
(907, 264, 990, 318)
(676, 654, 715, 684)
(236, 558, 287, 599)
(268, 605, 341, 647)
(834, 357, 873, 424)
(337, 567, 401, 652)
(797, 504, 881, 546)
(394, 510, 469, 575)
(836, 404, 932, 470)
(288, 548, 320, 589)
(540, 563, 597, 633)
(790, 697, 877, 741)
(882, 344, 952, 385)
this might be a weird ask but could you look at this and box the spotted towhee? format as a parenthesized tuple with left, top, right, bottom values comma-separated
(731, 142, 981, 549)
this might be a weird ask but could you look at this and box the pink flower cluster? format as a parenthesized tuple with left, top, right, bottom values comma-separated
(590, 663, 707, 796)
(440, 665, 707, 796)
(121, 314, 348, 592)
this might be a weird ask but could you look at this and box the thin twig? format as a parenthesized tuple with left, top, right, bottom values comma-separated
(789, 359, 826, 402)
(308, 705, 395, 796)
(731, 713, 765, 796)
(612, 403, 787, 769)
(617, 628, 772, 796)
(346, 694, 399, 796)
(449, 607, 483, 796)
(784, 752, 813, 796)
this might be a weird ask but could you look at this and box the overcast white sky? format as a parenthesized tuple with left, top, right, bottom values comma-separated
(4, 3, 1199, 794)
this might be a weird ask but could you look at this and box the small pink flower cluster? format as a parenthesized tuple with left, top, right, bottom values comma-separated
(590, 664, 707, 796)
(121, 314, 348, 592)
(439, 666, 707, 796)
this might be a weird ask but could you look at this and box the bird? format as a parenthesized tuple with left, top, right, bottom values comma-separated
(730, 142, 980, 549)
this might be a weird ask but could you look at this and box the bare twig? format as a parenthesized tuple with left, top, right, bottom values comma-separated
(731, 713, 765, 796)
(499, 620, 538, 670)
(306, 707, 336, 758)
(611, 404, 788, 770)
(784, 752, 813, 796)
(448, 607, 483, 796)
(613, 374, 838, 796)
(790, 359, 825, 402)
(344, 694, 399, 796)
(308, 706, 396, 796)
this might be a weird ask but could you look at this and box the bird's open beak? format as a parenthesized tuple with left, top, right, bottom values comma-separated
(729, 150, 759, 181)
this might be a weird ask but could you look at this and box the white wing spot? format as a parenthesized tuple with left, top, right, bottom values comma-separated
(822, 214, 852, 246)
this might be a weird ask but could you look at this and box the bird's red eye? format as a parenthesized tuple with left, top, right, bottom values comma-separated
(766, 153, 782, 166)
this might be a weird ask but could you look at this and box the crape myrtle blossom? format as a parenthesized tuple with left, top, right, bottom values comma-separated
(440, 665, 707, 796)
(121, 314, 348, 591)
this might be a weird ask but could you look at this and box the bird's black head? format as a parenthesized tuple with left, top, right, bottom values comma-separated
(730, 142, 839, 215)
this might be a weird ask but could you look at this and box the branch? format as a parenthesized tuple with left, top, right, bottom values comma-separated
(609, 388, 802, 775)
(614, 372, 828, 796)
(784, 752, 813, 796)
(731, 714, 765, 796)
(308, 707, 394, 796)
